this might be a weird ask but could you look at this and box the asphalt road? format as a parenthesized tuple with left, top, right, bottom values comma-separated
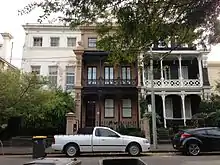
(1, 153, 220, 165)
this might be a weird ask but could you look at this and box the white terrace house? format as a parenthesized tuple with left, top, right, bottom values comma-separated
(0, 33, 17, 70)
(142, 48, 211, 128)
(21, 24, 81, 94)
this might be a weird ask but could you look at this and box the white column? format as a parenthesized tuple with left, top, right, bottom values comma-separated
(160, 58, 164, 87)
(161, 94, 167, 128)
(181, 94, 186, 126)
(178, 55, 183, 86)
(197, 56, 203, 86)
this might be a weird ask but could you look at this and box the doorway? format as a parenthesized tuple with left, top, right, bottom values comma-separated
(85, 100, 96, 127)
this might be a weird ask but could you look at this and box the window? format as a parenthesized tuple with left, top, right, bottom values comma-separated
(122, 99, 132, 118)
(121, 67, 131, 84)
(87, 67, 97, 84)
(179, 66, 189, 79)
(207, 129, 220, 136)
(66, 66, 75, 90)
(33, 37, 42, 47)
(88, 37, 97, 48)
(165, 97, 173, 118)
(31, 66, 41, 76)
(50, 37, 60, 47)
(95, 128, 119, 137)
(48, 66, 58, 86)
(194, 130, 207, 135)
(67, 37, 76, 47)
(163, 66, 171, 80)
(104, 67, 114, 84)
(104, 99, 114, 118)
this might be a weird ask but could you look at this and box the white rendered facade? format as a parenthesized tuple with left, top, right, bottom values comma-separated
(0, 33, 13, 63)
(21, 24, 81, 93)
(0, 33, 17, 70)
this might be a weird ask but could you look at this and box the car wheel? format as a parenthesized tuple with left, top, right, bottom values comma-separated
(187, 143, 200, 156)
(128, 143, 141, 156)
(65, 144, 79, 157)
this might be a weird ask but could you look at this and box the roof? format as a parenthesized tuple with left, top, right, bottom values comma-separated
(0, 57, 17, 70)
(0, 33, 13, 39)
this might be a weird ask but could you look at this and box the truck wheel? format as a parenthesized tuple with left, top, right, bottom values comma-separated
(187, 143, 200, 156)
(128, 143, 141, 156)
(65, 144, 79, 157)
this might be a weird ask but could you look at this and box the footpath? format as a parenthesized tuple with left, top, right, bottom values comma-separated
(0, 144, 176, 155)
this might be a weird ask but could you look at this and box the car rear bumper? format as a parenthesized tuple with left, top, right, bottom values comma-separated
(172, 139, 184, 150)
(51, 144, 63, 151)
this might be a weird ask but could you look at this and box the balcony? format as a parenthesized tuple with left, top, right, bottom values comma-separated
(83, 77, 137, 87)
(145, 79, 201, 88)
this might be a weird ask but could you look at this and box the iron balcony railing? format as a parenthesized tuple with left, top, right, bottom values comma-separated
(83, 77, 137, 87)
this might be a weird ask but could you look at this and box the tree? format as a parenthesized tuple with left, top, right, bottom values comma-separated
(19, 0, 220, 64)
(192, 82, 220, 127)
(0, 70, 45, 124)
(0, 70, 75, 132)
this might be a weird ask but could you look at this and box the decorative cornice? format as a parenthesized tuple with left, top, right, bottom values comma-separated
(1, 33, 13, 39)
(22, 23, 80, 32)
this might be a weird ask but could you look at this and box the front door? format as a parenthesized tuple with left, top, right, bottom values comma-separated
(85, 101, 96, 127)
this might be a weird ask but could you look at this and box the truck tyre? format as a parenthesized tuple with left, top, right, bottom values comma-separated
(128, 143, 141, 156)
(65, 144, 79, 157)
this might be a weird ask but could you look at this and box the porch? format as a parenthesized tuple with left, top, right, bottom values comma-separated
(81, 88, 139, 128)
(145, 94, 201, 128)
(144, 53, 205, 89)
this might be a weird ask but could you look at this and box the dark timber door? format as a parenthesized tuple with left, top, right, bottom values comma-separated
(86, 101, 96, 127)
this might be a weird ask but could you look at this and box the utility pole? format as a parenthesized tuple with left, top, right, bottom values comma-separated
(150, 46, 158, 149)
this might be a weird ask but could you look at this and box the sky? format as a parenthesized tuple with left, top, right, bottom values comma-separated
(0, 0, 220, 68)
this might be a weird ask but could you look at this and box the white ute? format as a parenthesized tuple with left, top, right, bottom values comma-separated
(52, 126, 150, 157)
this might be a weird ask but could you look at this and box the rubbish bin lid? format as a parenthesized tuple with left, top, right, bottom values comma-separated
(33, 136, 47, 139)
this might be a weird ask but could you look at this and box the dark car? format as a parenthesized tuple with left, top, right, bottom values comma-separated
(171, 127, 220, 156)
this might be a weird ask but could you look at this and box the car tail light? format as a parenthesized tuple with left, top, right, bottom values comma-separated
(180, 133, 191, 139)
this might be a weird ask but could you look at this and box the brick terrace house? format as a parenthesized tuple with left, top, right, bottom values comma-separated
(74, 26, 212, 129)
(74, 26, 140, 128)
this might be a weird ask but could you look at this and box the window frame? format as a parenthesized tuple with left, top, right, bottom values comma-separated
(104, 66, 114, 84)
(65, 66, 75, 91)
(33, 37, 43, 47)
(50, 37, 60, 47)
(122, 99, 132, 118)
(121, 66, 131, 85)
(88, 37, 97, 48)
(48, 66, 58, 86)
(87, 66, 97, 85)
(67, 37, 77, 47)
(31, 65, 41, 76)
(104, 99, 114, 118)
